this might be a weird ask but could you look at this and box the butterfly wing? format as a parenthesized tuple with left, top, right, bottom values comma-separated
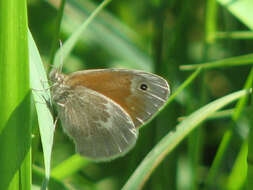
(56, 86, 138, 161)
(65, 69, 170, 127)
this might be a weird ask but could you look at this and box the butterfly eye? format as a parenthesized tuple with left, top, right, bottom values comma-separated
(140, 83, 148, 91)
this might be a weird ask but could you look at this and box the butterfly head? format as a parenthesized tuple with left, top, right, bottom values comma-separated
(49, 68, 65, 85)
(49, 68, 69, 104)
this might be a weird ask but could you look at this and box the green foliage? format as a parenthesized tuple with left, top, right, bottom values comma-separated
(1, 0, 253, 189)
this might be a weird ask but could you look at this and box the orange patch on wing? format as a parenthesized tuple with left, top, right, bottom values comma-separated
(67, 71, 132, 98)
(66, 71, 144, 125)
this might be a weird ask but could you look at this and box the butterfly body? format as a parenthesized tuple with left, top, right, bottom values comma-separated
(50, 68, 170, 161)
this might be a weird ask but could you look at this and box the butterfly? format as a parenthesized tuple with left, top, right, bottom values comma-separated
(49, 68, 170, 161)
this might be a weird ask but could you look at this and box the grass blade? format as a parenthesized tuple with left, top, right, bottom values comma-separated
(29, 30, 55, 189)
(53, 0, 111, 67)
(51, 154, 91, 180)
(226, 141, 248, 190)
(122, 89, 250, 190)
(49, 0, 66, 65)
(203, 68, 253, 189)
(180, 53, 253, 70)
(217, 0, 253, 30)
(49, 0, 152, 71)
(0, 0, 31, 189)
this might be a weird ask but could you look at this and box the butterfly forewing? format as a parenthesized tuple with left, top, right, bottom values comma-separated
(65, 69, 170, 127)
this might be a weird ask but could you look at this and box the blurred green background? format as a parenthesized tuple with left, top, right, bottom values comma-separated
(28, 0, 253, 189)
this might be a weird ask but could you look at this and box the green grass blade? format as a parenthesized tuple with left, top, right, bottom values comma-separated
(53, 0, 111, 67)
(49, 0, 153, 71)
(203, 128, 233, 190)
(122, 89, 250, 190)
(226, 141, 248, 190)
(49, 0, 66, 65)
(21, 149, 32, 190)
(203, 68, 253, 189)
(217, 0, 253, 30)
(0, 95, 31, 190)
(205, 0, 217, 43)
(216, 31, 253, 39)
(29, 30, 55, 189)
(179, 108, 236, 121)
(180, 53, 253, 70)
(32, 165, 71, 190)
(51, 154, 91, 180)
(167, 68, 202, 105)
(0, 0, 30, 132)
(232, 68, 253, 120)
(247, 108, 253, 190)
(0, 0, 31, 189)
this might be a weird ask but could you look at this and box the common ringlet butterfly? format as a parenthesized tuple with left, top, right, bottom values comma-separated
(49, 67, 170, 161)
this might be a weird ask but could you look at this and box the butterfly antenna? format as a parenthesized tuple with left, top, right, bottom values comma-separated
(59, 39, 64, 73)
(43, 60, 57, 71)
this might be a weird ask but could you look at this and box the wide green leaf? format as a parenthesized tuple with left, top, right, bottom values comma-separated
(0, 0, 31, 189)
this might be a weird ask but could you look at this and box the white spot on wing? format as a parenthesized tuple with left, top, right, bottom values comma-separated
(146, 111, 152, 116)
(98, 102, 124, 153)
(136, 117, 144, 124)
